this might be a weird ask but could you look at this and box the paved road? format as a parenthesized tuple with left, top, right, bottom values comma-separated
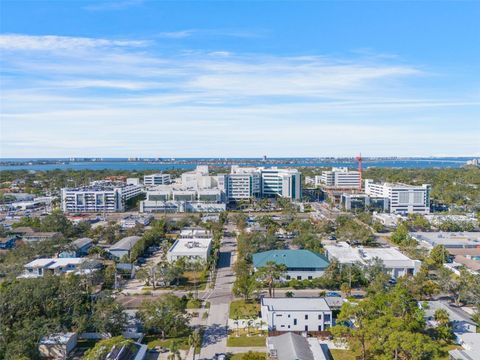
(199, 234, 237, 360)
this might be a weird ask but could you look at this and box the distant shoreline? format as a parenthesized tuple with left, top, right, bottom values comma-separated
(0, 157, 474, 171)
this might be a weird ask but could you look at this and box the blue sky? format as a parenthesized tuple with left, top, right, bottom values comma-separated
(1, 0, 479, 158)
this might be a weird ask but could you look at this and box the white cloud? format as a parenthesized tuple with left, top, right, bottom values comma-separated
(0, 34, 147, 51)
(83, 0, 144, 11)
(1, 33, 479, 157)
(157, 30, 197, 39)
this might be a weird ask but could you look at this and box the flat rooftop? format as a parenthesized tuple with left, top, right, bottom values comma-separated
(410, 232, 480, 247)
(325, 242, 417, 267)
(180, 228, 212, 238)
(261, 297, 330, 312)
(40, 333, 76, 345)
(168, 238, 212, 254)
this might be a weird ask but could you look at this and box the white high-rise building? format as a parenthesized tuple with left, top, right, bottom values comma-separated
(226, 166, 261, 201)
(261, 167, 302, 200)
(144, 173, 171, 186)
(316, 167, 360, 189)
(365, 179, 431, 215)
(61, 181, 142, 213)
(226, 166, 301, 202)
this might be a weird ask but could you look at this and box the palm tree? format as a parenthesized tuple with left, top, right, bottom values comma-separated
(188, 330, 202, 360)
(232, 308, 241, 337)
(256, 261, 287, 297)
(188, 259, 206, 299)
(246, 318, 254, 337)
(258, 320, 267, 335)
(167, 340, 182, 360)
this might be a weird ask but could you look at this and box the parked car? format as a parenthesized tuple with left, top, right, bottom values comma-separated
(215, 353, 226, 360)
(135, 257, 146, 265)
(326, 291, 341, 297)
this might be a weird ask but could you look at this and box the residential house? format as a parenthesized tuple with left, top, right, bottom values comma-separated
(261, 297, 333, 332)
(108, 236, 142, 260)
(23, 231, 62, 243)
(58, 237, 94, 258)
(105, 342, 148, 360)
(21, 258, 101, 278)
(422, 301, 477, 334)
(449, 333, 480, 360)
(268, 332, 330, 360)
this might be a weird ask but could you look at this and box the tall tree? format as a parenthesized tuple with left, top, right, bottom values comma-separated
(234, 272, 259, 301)
(188, 330, 202, 360)
(92, 295, 127, 335)
(256, 261, 287, 297)
(138, 294, 190, 339)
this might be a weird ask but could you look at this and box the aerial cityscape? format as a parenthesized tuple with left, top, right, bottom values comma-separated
(1, 1, 480, 360)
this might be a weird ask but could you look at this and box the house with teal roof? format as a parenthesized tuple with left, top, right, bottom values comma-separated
(252, 249, 330, 281)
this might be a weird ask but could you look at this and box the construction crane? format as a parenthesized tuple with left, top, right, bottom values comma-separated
(355, 153, 363, 191)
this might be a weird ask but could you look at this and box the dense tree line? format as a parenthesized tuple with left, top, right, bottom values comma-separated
(0, 276, 126, 359)
(332, 283, 441, 360)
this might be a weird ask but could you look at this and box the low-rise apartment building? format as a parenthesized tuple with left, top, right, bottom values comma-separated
(261, 297, 333, 332)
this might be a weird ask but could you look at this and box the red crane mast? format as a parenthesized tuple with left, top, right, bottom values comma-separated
(355, 153, 363, 191)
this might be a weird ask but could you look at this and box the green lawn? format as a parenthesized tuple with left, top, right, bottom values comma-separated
(229, 299, 260, 319)
(186, 298, 203, 309)
(330, 349, 357, 360)
(229, 352, 267, 360)
(146, 336, 190, 350)
(226, 335, 266, 347)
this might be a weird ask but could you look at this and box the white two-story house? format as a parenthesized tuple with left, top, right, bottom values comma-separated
(261, 297, 333, 332)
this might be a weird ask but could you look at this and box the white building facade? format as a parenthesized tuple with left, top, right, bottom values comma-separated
(144, 173, 171, 186)
(167, 237, 212, 262)
(61, 181, 142, 213)
(261, 297, 333, 332)
(226, 168, 261, 201)
(324, 242, 421, 278)
(316, 167, 361, 189)
(365, 180, 431, 214)
(226, 166, 301, 202)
